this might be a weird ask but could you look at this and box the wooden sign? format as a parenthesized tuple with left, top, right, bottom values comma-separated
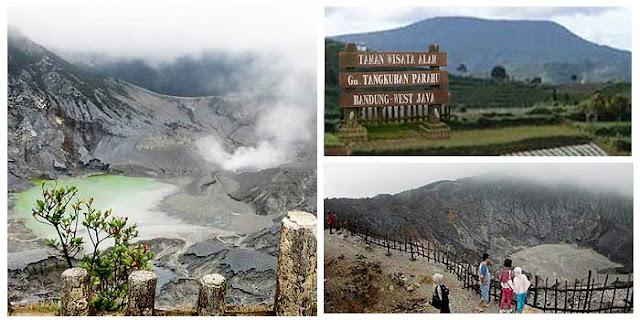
(339, 51, 447, 68)
(339, 89, 448, 108)
(339, 70, 448, 88)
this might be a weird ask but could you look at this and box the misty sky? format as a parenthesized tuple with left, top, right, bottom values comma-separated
(325, 163, 633, 198)
(325, 7, 631, 51)
(8, 5, 318, 172)
(8, 5, 316, 71)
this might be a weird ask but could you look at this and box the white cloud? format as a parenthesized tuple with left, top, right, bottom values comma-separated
(8, 5, 316, 70)
(8, 4, 317, 172)
(325, 163, 633, 199)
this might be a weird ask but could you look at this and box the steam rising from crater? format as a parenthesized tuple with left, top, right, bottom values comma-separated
(8, 5, 317, 172)
(196, 55, 316, 172)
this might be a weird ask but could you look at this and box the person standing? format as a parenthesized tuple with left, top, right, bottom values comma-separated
(477, 253, 491, 311)
(498, 258, 515, 313)
(431, 273, 451, 313)
(327, 212, 335, 234)
(513, 267, 531, 313)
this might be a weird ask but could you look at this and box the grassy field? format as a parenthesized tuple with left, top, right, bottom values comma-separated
(324, 38, 631, 155)
(326, 122, 631, 156)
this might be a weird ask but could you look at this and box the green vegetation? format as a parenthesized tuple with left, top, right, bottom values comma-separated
(324, 133, 341, 146)
(325, 38, 631, 155)
(31, 183, 154, 312)
(353, 127, 590, 156)
(490, 65, 507, 81)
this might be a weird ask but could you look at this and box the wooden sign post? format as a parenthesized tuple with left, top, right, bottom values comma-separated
(337, 43, 451, 142)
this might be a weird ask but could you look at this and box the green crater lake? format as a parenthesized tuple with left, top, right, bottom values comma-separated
(11, 175, 208, 245)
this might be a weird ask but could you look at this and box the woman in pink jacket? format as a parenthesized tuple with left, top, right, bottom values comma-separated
(512, 267, 531, 313)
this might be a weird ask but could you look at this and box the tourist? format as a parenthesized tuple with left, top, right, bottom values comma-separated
(431, 273, 451, 313)
(327, 212, 335, 234)
(476, 253, 491, 311)
(498, 258, 515, 313)
(513, 267, 531, 313)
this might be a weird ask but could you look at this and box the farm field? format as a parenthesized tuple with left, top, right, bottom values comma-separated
(324, 38, 631, 156)
(326, 121, 630, 156)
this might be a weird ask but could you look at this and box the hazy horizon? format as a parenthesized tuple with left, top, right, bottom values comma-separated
(325, 7, 631, 51)
(325, 163, 633, 199)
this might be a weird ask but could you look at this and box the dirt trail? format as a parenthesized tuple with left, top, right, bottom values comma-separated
(325, 229, 505, 314)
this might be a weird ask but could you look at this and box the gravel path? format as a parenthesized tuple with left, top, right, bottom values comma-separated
(325, 230, 504, 313)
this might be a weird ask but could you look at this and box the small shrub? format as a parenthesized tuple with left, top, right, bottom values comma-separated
(612, 138, 631, 152)
(32, 183, 154, 311)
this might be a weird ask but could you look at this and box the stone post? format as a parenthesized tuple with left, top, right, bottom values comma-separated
(197, 273, 227, 316)
(60, 267, 90, 316)
(274, 211, 317, 316)
(127, 270, 157, 316)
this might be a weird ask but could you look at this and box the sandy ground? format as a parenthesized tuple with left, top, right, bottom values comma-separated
(512, 243, 624, 281)
(324, 229, 509, 314)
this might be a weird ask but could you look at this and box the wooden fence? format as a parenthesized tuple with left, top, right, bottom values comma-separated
(343, 105, 452, 125)
(333, 219, 633, 313)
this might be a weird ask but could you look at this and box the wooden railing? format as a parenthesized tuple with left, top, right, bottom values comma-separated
(332, 219, 633, 313)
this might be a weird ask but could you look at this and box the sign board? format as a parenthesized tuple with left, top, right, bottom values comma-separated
(339, 70, 448, 88)
(339, 51, 447, 68)
(339, 89, 448, 108)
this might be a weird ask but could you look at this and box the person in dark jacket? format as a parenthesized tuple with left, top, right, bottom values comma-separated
(432, 273, 451, 313)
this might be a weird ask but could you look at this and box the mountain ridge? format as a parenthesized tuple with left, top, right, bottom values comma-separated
(324, 175, 633, 272)
(330, 16, 631, 83)
(7, 28, 280, 189)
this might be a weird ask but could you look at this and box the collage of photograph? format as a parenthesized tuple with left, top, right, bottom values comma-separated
(1, 0, 636, 318)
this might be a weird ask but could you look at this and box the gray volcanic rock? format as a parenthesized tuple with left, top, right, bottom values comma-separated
(325, 176, 633, 271)
(229, 159, 317, 216)
(8, 27, 268, 189)
(7, 28, 317, 310)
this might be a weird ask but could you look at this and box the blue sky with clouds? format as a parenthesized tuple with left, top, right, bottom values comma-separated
(325, 7, 631, 51)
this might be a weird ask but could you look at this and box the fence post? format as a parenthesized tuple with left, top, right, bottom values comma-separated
(274, 211, 317, 316)
(624, 273, 632, 312)
(543, 278, 549, 311)
(610, 277, 619, 313)
(60, 268, 90, 316)
(385, 234, 391, 256)
(564, 280, 569, 312)
(127, 270, 157, 316)
(584, 270, 592, 312)
(533, 276, 539, 309)
(554, 279, 558, 313)
(197, 274, 227, 316)
(410, 237, 415, 261)
(598, 274, 609, 313)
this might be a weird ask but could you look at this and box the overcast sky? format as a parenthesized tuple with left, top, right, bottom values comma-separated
(8, 5, 316, 70)
(325, 7, 631, 51)
(325, 163, 633, 198)
(8, 5, 318, 171)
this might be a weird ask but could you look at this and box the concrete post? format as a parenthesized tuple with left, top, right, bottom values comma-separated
(127, 270, 157, 316)
(197, 273, 227, 315)
(60, 267, 90, 316)
(274, 211, 317, 316)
